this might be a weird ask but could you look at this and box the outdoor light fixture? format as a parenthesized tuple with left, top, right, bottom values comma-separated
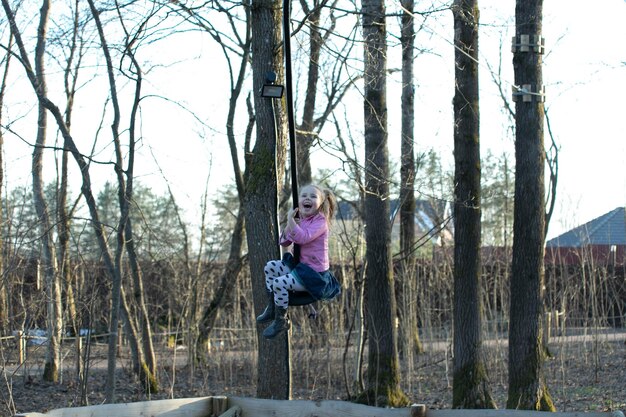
(261, 84, 284, 98)
(261, 71, 284, 98)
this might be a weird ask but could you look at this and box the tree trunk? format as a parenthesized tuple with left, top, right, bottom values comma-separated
(397, 0, 423, 359)
(59, 4, 82, 386)
(124, 223, 159, 393)
(31, 0, 63, 383)
(248, 0, 290, 399)
(87, 0, 161, 396)
(451, 0, 495, 408)
(508, 0, 554, 410)
(119, 286, 158, 393)
(359, 0, 407, 406)
(83, 0, 128, 402)
(0, 26, 12, 334)
(58, 118, 82, 385)
(121, 37, 159, 394)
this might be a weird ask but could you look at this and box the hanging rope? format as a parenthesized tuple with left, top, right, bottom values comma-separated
(282, 0, 300, 263)
(282, 0, 320, 314)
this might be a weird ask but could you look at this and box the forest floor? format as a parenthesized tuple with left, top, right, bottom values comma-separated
(1, 331, 625, 417)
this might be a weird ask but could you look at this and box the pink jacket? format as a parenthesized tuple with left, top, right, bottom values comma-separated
(280, 213, 329, 272)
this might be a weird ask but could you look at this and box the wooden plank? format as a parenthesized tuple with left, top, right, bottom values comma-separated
(213, 395, 229, 415)
(15, 396, 626, 417)
(411, 404, 427, 417)
(15, 396, 214, 417)
(228, 397, 625, 417)
(428, 411, 625, 417)
(219, 405, 242, 417)
(227, 396, 410, 417)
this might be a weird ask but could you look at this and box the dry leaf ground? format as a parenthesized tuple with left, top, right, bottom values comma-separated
(1, 332, 624, 416)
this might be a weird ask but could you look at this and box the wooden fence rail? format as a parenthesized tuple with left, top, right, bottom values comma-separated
(14, 396, 626, 417)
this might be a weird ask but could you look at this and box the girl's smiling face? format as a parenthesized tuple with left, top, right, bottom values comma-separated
(298, 185, 323, 218)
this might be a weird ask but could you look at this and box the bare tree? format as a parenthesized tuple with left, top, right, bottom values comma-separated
(247, 0, 290, 399)
(25, 0, 64, 383)
(2, 0, 167, 400)
(54, 0, 86, 388)
(293, 0, 326, 184)
(508, 0, 555, 410)
(199, 26, 249, 368)
(0, 15, 12, 335)
(359, 0, 407, 406)
(451, 0, 495, 408)
(85, 0, 165, 394)
(3, 0, 113, 399)
(166, 0, 253, 367)
(396, 0, 423, 358)
(292, 0, 363, 186)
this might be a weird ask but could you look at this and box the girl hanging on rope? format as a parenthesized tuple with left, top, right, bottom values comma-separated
(256, 183, 341, 339)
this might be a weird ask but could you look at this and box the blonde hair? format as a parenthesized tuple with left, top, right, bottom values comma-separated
(302, 184, 337, 223)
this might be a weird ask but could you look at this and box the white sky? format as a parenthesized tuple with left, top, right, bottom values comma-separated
(538, 0, 626, 237)
(388, 0, 626, 239)
(3, 0, 626, 241)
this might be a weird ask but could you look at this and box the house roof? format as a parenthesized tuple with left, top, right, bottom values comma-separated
(336, 198, 452, 241)
(546, 206, 626, 247)
(390, 198, 450, 236)
(337, 198, 448, 224)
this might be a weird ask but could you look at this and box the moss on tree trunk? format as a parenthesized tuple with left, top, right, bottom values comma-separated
(43, 361, 58, 383)
(140, 361, 159, 394)
(507, 350, 555, 411)
(354, 379, 410, 407)
(352, 353, 409, 407)
(507, 382, 555, 411)
(453, 362, 496, 409)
